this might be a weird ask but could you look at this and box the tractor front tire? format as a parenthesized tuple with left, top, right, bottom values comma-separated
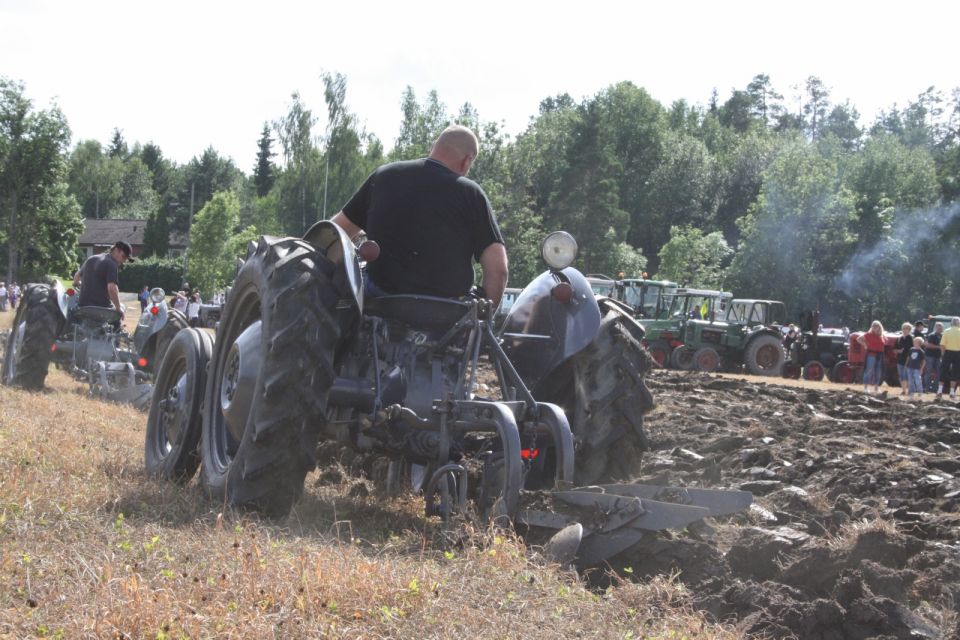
(565, 309, 654, 485)
(200, 236, 353, 517)
(149, 309, 190, 375)
(145, 328, 213, 482)
(1, 284, 62, 390)
(693, 347, 721, 372)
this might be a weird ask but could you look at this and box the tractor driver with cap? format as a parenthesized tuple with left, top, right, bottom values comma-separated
(73, 240, 135, 322)
(330, 125, 509, 308)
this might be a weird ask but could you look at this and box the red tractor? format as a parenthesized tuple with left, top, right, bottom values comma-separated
(831, 331, 900, 387)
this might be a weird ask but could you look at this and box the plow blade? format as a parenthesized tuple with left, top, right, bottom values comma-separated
(588, 484, 753, 519)
(519, 484, 752, 568)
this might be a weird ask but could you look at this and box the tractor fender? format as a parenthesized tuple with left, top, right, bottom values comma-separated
(134, 300, 172, 355)
(51, 280, 71, 321)
(745, 326, 781, 344)
(598, 297, 646, 343)
(500, 267, 601, 390)
(303, 220, 364, 314)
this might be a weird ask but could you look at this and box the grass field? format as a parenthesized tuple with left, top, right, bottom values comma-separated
(0, 306, 740, 639)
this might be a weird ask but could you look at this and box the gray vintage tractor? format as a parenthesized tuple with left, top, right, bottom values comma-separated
(145, 226, 750, 568)
(2, 282, 187, 407)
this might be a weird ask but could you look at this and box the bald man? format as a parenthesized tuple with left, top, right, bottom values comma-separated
(331, 125, 508, 307)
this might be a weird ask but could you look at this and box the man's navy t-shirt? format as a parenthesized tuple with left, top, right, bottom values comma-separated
(341, 158, 503, 299)
(77, 252, 119, 307)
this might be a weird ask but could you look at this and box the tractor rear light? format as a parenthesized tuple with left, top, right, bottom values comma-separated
(138, 357, 148, 368)
(521, 448, 540, 460)
(150, 306, 159, 315)
(66, 288, 75, 296)
(551, 282, 574, 303)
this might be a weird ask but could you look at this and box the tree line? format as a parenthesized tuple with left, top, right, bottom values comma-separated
(2, 73, 959, 326)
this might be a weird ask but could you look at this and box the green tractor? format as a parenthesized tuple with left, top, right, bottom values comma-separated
(587, 274, 679, 319)
(680, 299, 787, 376)
(641, 288, 732, 368)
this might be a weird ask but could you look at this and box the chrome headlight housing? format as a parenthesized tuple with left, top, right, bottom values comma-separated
(149, 287, 166, 304)
(541, 231, 578, 271)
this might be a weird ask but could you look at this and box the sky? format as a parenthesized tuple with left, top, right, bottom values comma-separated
(3, 0, 958, 170)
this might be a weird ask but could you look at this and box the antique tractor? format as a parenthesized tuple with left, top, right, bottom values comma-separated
(680, 299, 787, 376)
(145, 227, 751, 568)
(2, 282, 187, 407)
(782, 311, 850, 382)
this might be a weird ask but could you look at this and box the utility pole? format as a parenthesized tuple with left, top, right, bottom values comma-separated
(185, 182, 195, 274)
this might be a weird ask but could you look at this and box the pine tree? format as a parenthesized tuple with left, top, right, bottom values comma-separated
(253, 123, 276, 197)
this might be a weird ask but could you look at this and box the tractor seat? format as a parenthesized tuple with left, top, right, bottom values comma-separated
(74, 305, 122, 324)
(364, 294, 472, 331)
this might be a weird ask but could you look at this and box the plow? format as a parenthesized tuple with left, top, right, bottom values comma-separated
(141, 224, 751, 568)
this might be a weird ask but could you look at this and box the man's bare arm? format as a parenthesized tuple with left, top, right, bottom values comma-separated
(331, 212, 363, 241)
(73, 270, 82, 286)
(107, 282, 124, 320)
(479, 242, 508, 309)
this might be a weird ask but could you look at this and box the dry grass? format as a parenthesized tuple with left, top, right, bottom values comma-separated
(0, 358, 740, 638)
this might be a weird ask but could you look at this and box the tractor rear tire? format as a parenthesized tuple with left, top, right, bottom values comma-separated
(645, 340, 671, 368)
(803, 361, 825, 381)
(564, 309, 654, 485)
(150, 309, 190, 374)
(693, 347, 720, 372)
(744, 334, 784, 376)
(1, 284, 63, 390)
(200, 236, 352, 517)
(145, 328, 213, 482)
(670, 346, 695, 371)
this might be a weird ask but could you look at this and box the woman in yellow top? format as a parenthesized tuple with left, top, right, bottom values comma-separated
(938, 316, 960, 400)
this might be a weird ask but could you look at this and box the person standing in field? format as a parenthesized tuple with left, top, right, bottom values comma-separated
(906, 337, 925, 396)
(894, 322, 914, 396)
(924, 322, 944, 393)
(937, 316, 960, 401)
(857, 320, 886, 394)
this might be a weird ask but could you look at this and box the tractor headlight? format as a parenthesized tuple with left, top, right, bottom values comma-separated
(541, 231, 578, 271)
(149, 287, 166, 304)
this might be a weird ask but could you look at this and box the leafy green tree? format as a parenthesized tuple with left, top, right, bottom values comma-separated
(726, 138, 858, 316)
(253, 122, 275, 197)
(713, 131, 777, 244)
(719, 90, 757, 133)
(656, 225, 732, 288)
(68, 139, 121, 218)
(822, 102, 862, 150)
(547, 101, 631, 273)
(16, 180, 83, 279)
(391, 87, 450, 160)
(172, 147, 245, 232)
(630, 130, 715, 273)
(185, 191, 257, 296)
(846, 133, 938, 245)
(114, 156, 159, 219)
(0, 77, 75, 282)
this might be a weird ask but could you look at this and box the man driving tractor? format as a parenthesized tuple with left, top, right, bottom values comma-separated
(330, 125, 509, 308)
(73, 240, 135, 322)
